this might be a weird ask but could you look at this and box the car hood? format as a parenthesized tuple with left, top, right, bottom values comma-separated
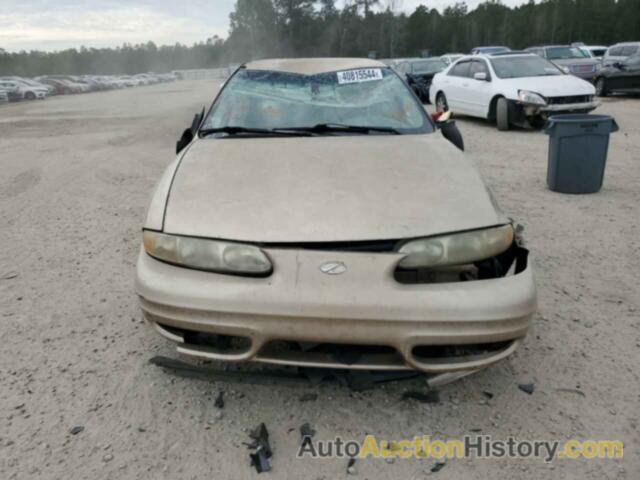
(163, 134, 505, 243)
(501, 75, 595, 97)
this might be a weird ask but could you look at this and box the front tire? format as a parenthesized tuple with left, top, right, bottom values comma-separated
(595, 78, 608, 97)
(436, 92, 449, 113)
(24, 91, 36, 100)
(496, 97, 510, 131)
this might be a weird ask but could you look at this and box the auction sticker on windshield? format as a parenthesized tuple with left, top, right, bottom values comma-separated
(336, 69, 383, 84)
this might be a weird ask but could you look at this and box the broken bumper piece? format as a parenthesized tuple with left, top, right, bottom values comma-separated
(522, 100, 599, 116)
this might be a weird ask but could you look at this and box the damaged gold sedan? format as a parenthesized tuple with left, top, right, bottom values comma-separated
(135, 58, 537, 382)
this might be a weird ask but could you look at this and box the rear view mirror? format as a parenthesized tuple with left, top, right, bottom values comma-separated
(176, 107, 205, 154)
(473, 72, 488, 81)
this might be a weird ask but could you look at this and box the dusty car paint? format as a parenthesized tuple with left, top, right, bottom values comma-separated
(160, 135, 505, 242)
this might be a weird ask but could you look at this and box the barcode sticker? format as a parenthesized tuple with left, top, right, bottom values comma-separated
(336, 69, 383, 84)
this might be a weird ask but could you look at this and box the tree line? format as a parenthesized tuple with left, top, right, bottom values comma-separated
(1, 0, 639, 77)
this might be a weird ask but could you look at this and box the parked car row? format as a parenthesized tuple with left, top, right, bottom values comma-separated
(385, 40, 640, 116)
(0, 72, 177, 103)
(471, 42, 640, 74)
(429, 51, 599, 131)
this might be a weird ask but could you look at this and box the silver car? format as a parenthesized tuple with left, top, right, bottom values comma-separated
(526, 45, 602, 81)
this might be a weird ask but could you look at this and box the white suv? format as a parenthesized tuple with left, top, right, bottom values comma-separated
(430, 52, 597, 130)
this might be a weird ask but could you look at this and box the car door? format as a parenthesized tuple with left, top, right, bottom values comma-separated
(441, 60, 471, 113)
(458, 60, 494, 118)
(0, 82, 19, 100)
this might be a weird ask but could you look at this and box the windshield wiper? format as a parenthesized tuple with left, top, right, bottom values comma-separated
(277, 123, 401, 135)
(199, 126, 311, 137)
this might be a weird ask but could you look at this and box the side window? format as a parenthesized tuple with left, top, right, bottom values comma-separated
(622, 46, 638, 56)
(609, 47, 623, 56)
(469, 60, 490, 78)
(449, 61, 471, 77)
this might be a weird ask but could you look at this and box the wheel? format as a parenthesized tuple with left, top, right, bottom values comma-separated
(24, 91, 36, 100)
(595, 78, 608, 97)
(496, 97, 510, 131)
(436, 92, 449, 113)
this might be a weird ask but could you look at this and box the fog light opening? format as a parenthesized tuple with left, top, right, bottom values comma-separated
(158, 323, 252, 355)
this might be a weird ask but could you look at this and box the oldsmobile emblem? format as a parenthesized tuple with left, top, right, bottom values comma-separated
(319, 261, 347, 275)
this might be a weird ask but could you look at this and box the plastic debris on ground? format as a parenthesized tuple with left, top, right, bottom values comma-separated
(247, 423, 273, 474)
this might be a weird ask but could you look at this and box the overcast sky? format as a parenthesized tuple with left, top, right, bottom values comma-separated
(0, 0, 531, 52)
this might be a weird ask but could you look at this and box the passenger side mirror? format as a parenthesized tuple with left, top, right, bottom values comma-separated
(561, 66, 570, 74)
(431, 111, 464, 152)
(613, 62, 624, 70)
(473, 72, 488, 81)
(176, 107, 205, 154)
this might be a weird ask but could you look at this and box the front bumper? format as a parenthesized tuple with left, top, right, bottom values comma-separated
(135, 246, 537, 374)
(521, 100, 598, 116)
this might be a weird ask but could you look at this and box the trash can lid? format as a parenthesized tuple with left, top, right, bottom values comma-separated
(545, 114, 619, 134)
(547, 114, 614, 123)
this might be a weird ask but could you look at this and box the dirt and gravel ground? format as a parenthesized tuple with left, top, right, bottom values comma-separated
(0, 81, 638, 480)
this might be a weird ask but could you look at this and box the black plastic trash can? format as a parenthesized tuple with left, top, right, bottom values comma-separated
(543, 114, 619, 194)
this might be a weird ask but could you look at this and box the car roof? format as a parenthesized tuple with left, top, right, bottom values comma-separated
(407, 58, 444, 63)
(462, 52, 534, 60)
(489, 51, 530, 57)
(529, 45, 576, 48)
(244, 58, 387, 75)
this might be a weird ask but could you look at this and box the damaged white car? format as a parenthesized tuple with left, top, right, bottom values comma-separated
(136, 58, 537, 382)
(430, 52, 598, 130)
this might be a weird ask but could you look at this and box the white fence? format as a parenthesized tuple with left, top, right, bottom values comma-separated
(172, 68, 233, 81)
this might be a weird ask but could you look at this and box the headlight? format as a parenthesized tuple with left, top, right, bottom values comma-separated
(397, 225, 514, 269)
(143, 231, 272, 275)
(595, 63, 602, 71)
(518, 90, 547, 105)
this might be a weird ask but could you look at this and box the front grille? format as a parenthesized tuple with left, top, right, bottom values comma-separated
(547, 95, 593, 105)
(570, 64, 596, 74)
(263, 239, 398, 252)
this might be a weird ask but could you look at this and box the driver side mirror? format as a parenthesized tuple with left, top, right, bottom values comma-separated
(176, 107, 205, 154)
(473, 72, 488, 81)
